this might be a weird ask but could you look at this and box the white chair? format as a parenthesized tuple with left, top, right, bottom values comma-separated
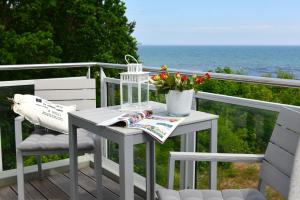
(14, 77, 102, 200)
(157, 107, 300, 200)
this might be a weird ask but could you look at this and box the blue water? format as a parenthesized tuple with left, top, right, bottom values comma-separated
(138, 45, 300, 79)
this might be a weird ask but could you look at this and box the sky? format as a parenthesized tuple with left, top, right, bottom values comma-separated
(125, 0, 300, 45)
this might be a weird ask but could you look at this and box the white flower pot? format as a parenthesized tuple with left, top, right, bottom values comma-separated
(166, 89, 194, 116)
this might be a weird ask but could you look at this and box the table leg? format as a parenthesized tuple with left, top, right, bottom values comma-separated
(209, 119, 218, 189)
(119, 136, 134, 200)
(69, 124, 78, 200)
(94, 135, 103, 200)
(146, 141, 156, 200)
(180, 133, 196, 189)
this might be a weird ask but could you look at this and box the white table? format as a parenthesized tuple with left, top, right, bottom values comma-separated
(68, 101, 218, 200)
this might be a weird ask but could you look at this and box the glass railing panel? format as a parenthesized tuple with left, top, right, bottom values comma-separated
(195, 99, 283, 199)
(105, 76, 299, 199)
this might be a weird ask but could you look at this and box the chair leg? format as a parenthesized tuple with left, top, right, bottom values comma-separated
(94, 136, 103, 200)
(16, 150, 25, 200)
(36, 155, 43, 180)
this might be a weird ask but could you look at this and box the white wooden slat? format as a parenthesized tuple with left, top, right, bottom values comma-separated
(270, 125, 299, 155)
(35, 89, 96, 101)
(260, 161, 290, 199)
(35, 77, 95, 90)
(277, 108, 300, 134)
(264, 142, 294, 176)
(51, 100, 96, 110)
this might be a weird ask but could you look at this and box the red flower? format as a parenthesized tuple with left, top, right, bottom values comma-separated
(181, 75, 187, 81)
(161, 64, 168, 71)
(151, 75, 160, 81)
(196, 76, 203, 84)
(175, 72, 181, 77)
(160, 72, 167, 80)
(205, 73, 211, 80)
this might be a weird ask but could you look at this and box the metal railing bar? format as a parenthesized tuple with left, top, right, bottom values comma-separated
(1, 62, 300, 88)
(0, 62, 98, 70)
(196, 92, 300, 112)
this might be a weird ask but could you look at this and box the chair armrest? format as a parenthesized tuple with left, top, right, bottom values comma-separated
(167, 152, 264, 189)
(169, 152, 265, 163)
(14, 116, 25, 146)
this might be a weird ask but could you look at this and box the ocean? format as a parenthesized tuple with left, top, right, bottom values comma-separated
(137, 45, 300, 79)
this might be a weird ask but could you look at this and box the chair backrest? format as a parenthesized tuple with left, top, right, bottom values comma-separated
(34, 77, 96, 110)
(259, 107, 300, 199)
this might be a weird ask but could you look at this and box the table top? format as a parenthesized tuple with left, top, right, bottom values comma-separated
(69, 101, 218, 136)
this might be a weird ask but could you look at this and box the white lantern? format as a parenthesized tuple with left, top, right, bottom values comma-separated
(120, 55, 150, 111)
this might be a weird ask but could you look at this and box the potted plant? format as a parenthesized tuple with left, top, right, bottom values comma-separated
(150, 65, 211, 116)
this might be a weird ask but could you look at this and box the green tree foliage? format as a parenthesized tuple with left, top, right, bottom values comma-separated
(0, 0, 137, 80)
(0, 0, 138, 169)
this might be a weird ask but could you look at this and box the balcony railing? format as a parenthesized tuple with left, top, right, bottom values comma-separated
(0, 62, 300, 196)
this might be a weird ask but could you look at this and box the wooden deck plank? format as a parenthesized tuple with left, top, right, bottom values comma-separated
(64, 171, 119, 200)
(80, 167, 145, 200)
(48, 173, 96, 200)
(0, 186, 18, 200)
(0, 167, 145, 200)
(11, 182, 46, 200)
(30, 178, 69, 200)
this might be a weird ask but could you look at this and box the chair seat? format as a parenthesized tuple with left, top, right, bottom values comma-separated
(157, 188, 266, 200)
(17, 128, 95, 151)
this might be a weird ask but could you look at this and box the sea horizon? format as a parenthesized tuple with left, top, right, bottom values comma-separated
(138, 45, 300, 79)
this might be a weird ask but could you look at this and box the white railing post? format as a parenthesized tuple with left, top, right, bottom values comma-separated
(0, 127, 3, 171)
(87, 66, 91, 79)
(100, 67, 108, 157)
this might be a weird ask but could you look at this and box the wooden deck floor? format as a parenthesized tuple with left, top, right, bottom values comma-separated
(0, 167, 144, 200)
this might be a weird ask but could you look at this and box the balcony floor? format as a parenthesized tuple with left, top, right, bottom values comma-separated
(0, 167, 144, 200)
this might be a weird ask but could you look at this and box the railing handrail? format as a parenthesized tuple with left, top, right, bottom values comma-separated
(1, 62, 300, 88)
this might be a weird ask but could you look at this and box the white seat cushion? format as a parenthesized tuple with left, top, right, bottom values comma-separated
(157, 188, 266, 200)
(17, 128, 94, 151)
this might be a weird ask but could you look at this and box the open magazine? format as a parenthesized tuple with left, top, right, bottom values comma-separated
(99, 110, 185, 144)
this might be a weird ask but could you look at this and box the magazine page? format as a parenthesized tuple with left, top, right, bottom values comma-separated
(128, 115, 185, 144)
(98, 110, 152, 127)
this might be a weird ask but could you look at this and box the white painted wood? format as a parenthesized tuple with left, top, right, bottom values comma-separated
(69, 123, 79, 200)
(210, 119, 218, 190)
(15, 117, 25, 200)
(264, 142, 294, 176)
(277, 107, 300, 134)
(35, 77, 95, 90)
(36, 155, 43, 179)
(169, 152, 264, 162)
(119, 136, 134, 200)
(100, 67, 108, 158)
(270, 125, 299, 155)
(167, 157, 175, 190)
(35, 89, 96, 101)
(0, 80, 34, 87)
(260, 161, 290, 199)
(93, 135, 103, 200)
(146, 141, 156, 200)
(288, 138, 300, 200)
